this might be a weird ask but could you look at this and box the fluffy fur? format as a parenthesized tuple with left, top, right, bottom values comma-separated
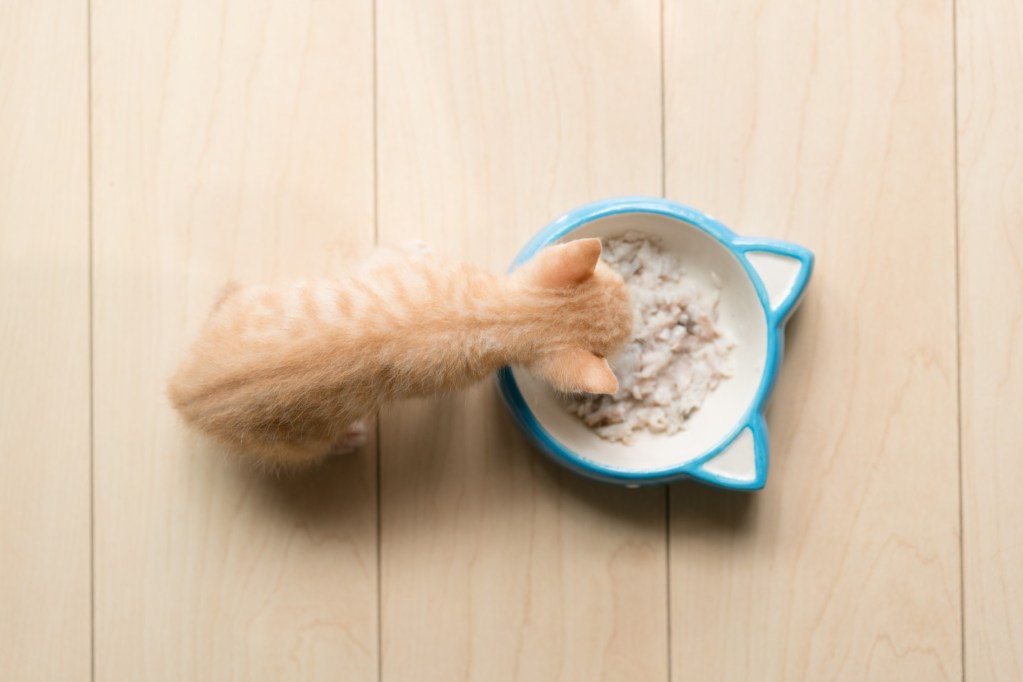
(167, 238, 632, 469)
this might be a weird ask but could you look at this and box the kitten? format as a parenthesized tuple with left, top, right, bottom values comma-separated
(167, 238, 632, 469)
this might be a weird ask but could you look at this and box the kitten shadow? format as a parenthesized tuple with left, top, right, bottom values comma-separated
(242, 445, 377, 527)
(224, 377, 763, 539)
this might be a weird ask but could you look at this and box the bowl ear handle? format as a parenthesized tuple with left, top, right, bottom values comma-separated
(736, 240, 815, 325)
(689, 414, 769, 490)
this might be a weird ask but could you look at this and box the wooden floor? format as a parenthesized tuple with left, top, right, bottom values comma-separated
(1, 0, 1020, 680)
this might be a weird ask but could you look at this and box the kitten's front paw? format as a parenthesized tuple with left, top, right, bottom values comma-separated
(326, 421, 368, 457)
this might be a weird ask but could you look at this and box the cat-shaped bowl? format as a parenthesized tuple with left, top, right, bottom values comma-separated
(497, 197, 813, 489)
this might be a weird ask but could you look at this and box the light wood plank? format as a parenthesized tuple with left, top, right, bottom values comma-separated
(91, 0, 377, 678)
(665, 1, 961, 680)
(0, 1, 91, 679)
(958, 0, 1023, 678)
(376, 1, 667, 679)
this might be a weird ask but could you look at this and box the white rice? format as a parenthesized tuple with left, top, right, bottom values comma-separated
(567, 232, 736, 444)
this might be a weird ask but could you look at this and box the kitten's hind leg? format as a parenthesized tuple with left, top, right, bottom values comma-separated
(325, 420, 368, 457)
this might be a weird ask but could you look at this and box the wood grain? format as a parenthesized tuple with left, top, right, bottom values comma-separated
(375, 1, 667, 679)
(0, 1, 91, 679)
(958, 0, 1023, 678)
(90, 0, 377, 679)
(9, 0, 1021, 678)
(665, 1, 961, 680)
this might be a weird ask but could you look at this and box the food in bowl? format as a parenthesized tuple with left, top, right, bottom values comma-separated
(498, 197, 814, 488)
(566, 233, 736, 444)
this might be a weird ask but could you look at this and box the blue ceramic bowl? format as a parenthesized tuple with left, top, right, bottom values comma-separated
(497, 197, 813, 490)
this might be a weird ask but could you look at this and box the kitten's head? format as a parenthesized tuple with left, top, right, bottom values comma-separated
(516, 238, 632, 395)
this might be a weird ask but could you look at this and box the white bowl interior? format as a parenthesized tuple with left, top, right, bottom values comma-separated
(510, 212, 769, 473)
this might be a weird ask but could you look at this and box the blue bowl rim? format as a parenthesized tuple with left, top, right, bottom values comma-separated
(496, 196, 813, 489)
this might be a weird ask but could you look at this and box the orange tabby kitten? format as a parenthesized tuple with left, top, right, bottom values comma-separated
(168, 238, 631, 469)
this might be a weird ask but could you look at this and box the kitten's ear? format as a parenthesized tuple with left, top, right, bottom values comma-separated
(527, 238, 603, 288)
(533, 348, 619, 395)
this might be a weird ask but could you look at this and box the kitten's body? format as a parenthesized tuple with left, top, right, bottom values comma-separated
(168, 239, 631, 468)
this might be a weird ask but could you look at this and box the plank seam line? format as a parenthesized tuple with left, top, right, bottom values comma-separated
(86, 0, 96, 679)
(372, 1, 383, 680)
(951, 0, 965, 679)
(660, 1, 673, 680)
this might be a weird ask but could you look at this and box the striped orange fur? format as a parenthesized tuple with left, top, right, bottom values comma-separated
(167, 238, 632, 469)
